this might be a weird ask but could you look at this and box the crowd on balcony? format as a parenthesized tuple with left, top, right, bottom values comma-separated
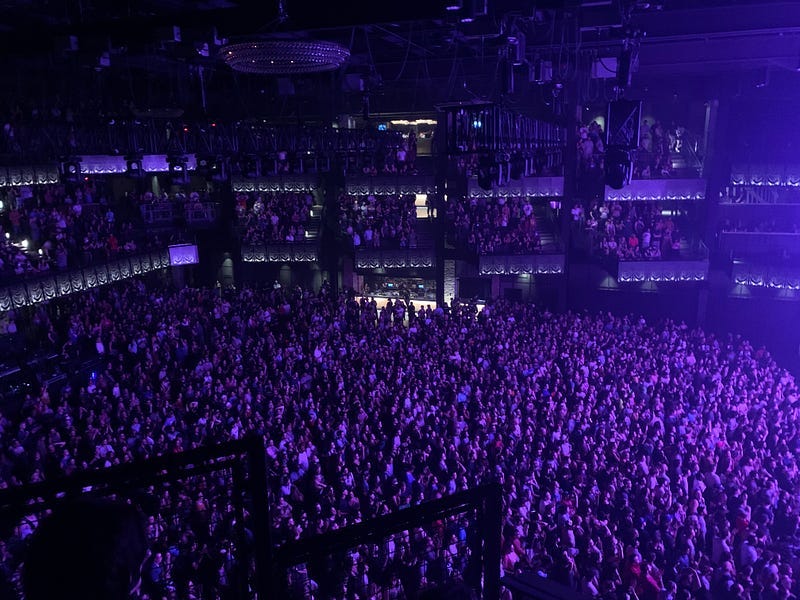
(0, 280, 798, 599)
(352, 132, 419, 176)
(339, 194, 418, 249)
(577, 117, 695, 179)
(577, 121, 607, 174)
(634, 119, 678, 179)
(573, 201, 689, 260)
(448, 196, 543, 255)
(237, 191, 314, 245)
(0, 183, 159, 282)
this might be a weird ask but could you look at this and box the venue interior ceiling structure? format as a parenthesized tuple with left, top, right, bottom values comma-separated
(1, 0, 799, 119)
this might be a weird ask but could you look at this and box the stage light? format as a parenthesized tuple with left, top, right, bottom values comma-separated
(168, 156, 188, 184)
(61, 158, 81, 183)
(126, 155, 144, 178)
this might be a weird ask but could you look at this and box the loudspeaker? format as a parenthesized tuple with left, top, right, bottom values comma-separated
(605, 147, 631, 190)
(477, 155, 497, 191)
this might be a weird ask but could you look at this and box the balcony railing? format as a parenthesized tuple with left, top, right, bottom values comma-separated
(478, 253, 565, 276)
(355, 248, 434, 270)
(719, 231, 800, 254)
(0, 249, 171, 310)
(140, 202, 221, 227)
(242, 243, 318, 263)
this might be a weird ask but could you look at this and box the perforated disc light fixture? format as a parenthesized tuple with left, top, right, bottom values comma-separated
(220, 40, 350, 74)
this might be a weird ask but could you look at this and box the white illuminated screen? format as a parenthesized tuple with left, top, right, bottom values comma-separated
(168, 244, 199, 266)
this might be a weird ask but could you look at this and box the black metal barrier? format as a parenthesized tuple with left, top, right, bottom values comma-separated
(0, 436, 271, 600)
(269, 483, 502, 600)
(501, 572, 593, 600)
(0, 438, 503, 600)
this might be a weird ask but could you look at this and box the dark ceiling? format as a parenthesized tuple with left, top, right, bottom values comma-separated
(1, 0, 799, 118)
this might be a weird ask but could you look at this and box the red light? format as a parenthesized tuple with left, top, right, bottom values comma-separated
(211, 122, 216, 128)
(183, 127, 189, 133)
(84, 176, 89, 181)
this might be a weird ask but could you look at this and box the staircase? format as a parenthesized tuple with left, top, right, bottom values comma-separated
(305, 202, 325, 241)
(669, 130, 704, 178)
(533, 205, 561, 252)
(670, 154, 702, 178)
(413, 219, 436, 249)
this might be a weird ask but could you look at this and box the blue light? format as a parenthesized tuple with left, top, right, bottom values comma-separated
(472, 119, 482, 129)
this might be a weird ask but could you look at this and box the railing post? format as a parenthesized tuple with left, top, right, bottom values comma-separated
(246, 434, 272, 600)
(484, 482, 503, 600)
(231, 461, 251, 600)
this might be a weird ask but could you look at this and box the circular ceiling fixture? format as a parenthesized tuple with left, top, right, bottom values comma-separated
(220, 40, 350, 75)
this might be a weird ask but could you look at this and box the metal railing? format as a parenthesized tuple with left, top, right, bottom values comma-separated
(0, 436, 271, 600)
(0, 443, 502, 600)
(0, 249, 172, 310)
(269, 483, 502, 600)
(140, 201, 221, 227)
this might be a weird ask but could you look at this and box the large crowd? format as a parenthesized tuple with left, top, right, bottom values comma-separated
(237, 191, 315, 245)
(339, 194, 418, 249)
(573, 201, 691, 260)
(448, 196, 543, 255)
(0, 280, 798, 599)
(0, 183, 163, 282)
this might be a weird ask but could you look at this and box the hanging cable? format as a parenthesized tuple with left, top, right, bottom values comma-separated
(390, 23, 414, 82)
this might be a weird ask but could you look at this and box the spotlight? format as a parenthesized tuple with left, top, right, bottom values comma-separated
(125, 154, 144, 178)
(168, 155, 188, 184)
(61, 158, 81, 183)
(446, 0, 462, 9)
